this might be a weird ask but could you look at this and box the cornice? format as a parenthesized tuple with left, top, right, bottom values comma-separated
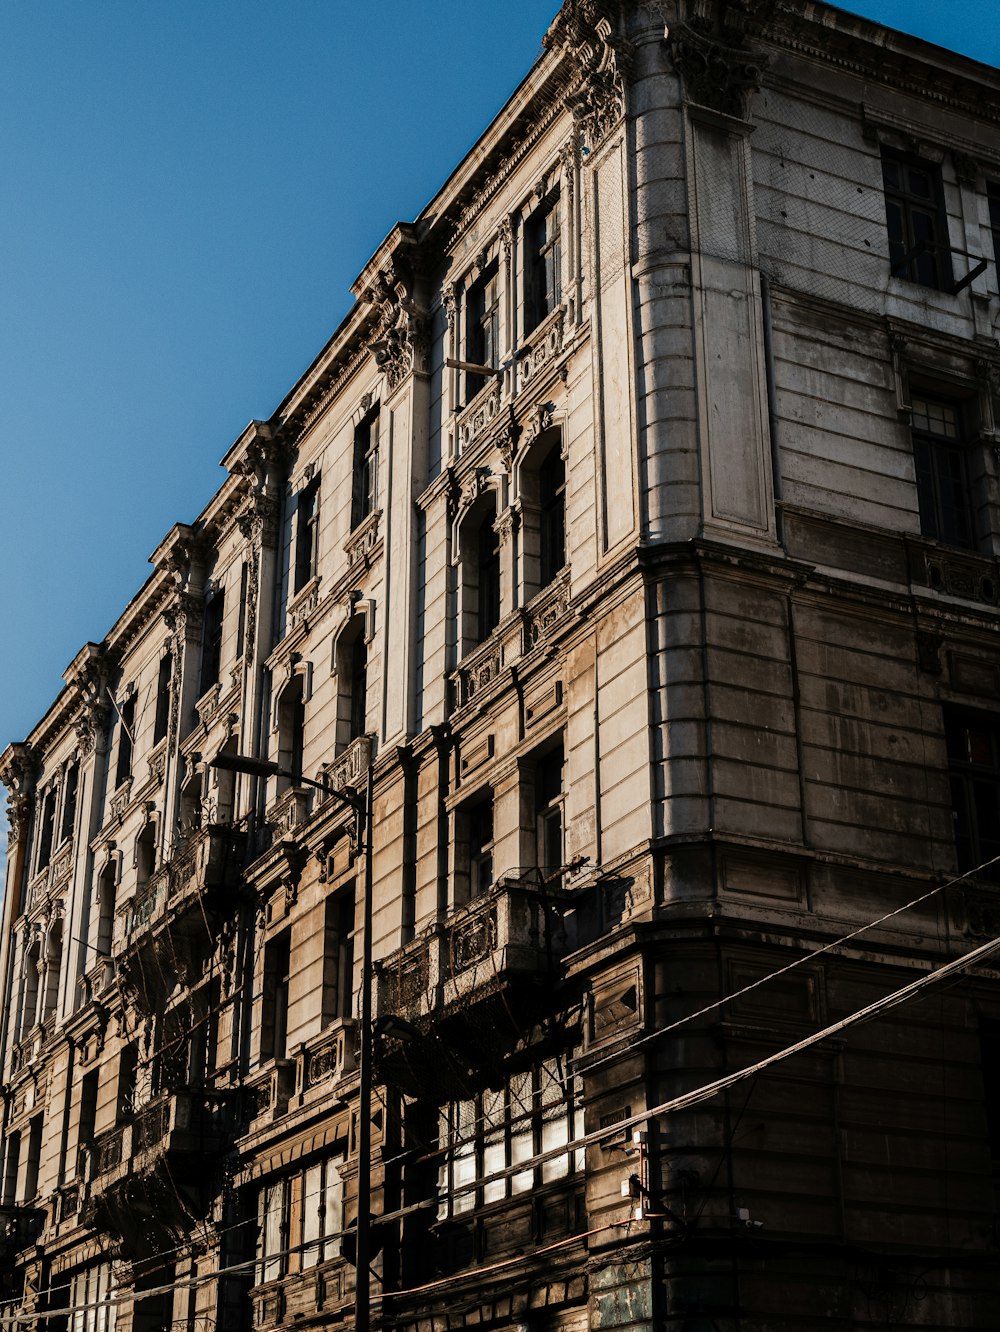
(762, 0, 1000, 125)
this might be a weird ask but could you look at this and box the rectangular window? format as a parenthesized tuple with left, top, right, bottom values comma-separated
(352, 407, 379, 530)
(946, 712, 1000, 882)
(36, 786, 57, 871)
(911, 395, 976, 549)
(437, 1058, 581, 1218)
(153, 652, 172, 744)
(262, 931, 292, 1062)
(536, 746, 565, 883)
(23, 1113, 43, 1201)
(77, 1069, 100, 1162)
(300, 1154, 345, 1269)
(60, 762, 79, 843)
(322, 888, 355, 1025)
(477, 516, 501, 643)
(459, 796, 494, 901)
(69, 1262, 117, 1332)
(524, 191, 561, 334)
(114, 697, 136, 789)
(539, 440, 567, 589)
(2, 1131, 20, 1206)
(236, 561, 250, 659)
(294, 479, 320, 594)
(257, 1177, 288, 1284)
(200, 591, 225, 696)
(465, 264, 500, 401)
(882, 150, 951, 290)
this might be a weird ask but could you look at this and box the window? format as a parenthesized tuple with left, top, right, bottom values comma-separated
(465, 263, 500, 400)
(36, 786, 57, 871)
(946, 712, 1000, 882)
(261, 930, 291, 1063)
(2, 1130, 20, 1206)
(68, 1263, 117, 1332)
(524, 191, 561, 334)
(200, 590, 225, 696)
(153, 652, 172, 744)
(352, 406, 379, 530)
(42, 919, 63, 1021)
(989, 184, 1000, 270)
(78, 1069, 100, 1157)
(60, 762, 79, 843)
(116, 1045, 137, 1124)
(322, 888, 355, 1025)
(24, 1113, 43, 1201)
(911, 395, 976, 549)
(294, 477, 320, 594)
(96, 864, 116, 957)
(539, 443, 567, 588)
(536, 745, 565, 882)
(276, 678, 306, 787)
(18, 938, 40, 1040)
(135, 823, 156, 889)
(882, 150, 951, 289)
(114, 696, 136, 788)
(349, 632, 368, 743)
(437, 1058, 581, 1218)
(256, 1153, 346, 1282)
(477, 516, 501, 642)
(456, 794, 494, 904)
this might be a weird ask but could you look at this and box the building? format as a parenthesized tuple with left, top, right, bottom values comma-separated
(3, 0, 1000, 1328)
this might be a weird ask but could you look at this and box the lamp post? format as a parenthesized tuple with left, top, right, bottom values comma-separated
(209, 749, 375, 1332)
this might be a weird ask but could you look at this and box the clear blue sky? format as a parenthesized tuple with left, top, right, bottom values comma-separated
(1, 0, 998, 766)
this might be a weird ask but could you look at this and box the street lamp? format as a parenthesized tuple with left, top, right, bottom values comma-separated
(209, 748, 375, 1332)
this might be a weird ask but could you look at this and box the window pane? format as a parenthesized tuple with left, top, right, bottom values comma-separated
(301, 1162, 323, 1269)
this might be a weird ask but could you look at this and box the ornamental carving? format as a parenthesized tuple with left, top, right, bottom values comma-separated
(546, 0, 631, 148)
(360, 244, 430, 392)
(495, 508, 519, 548)
(667, 16, 768, 119)
(1, 743, 37, 844)
(236, 493, 280, 547)
(161, 592, 205, 641)
(517, 310, 565, 394)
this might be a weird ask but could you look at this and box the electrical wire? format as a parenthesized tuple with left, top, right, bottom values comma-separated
(577, 855, 1000, 1079)
(9, 919, 1000, 1328)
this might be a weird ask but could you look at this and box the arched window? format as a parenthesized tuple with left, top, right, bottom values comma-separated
(180, 770, 203, 834)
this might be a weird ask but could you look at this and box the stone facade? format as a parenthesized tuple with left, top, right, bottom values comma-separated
(3, 2, 1000, 1329)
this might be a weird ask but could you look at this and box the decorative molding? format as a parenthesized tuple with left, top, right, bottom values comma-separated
(545, 0, 631, 149)
(667, 15, 768, 119)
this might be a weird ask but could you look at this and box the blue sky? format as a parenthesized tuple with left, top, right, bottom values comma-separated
(1, 0, 998, 768)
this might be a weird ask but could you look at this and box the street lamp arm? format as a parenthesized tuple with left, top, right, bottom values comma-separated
(208, 752, 364, 815)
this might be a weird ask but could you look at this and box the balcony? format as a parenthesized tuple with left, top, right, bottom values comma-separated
(125, 826, 245, 944)
(81, 1090, 236, 1249)
(375, 871, 577, 1026)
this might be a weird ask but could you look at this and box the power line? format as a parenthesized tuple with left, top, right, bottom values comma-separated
(7, 920, 1000, 1328)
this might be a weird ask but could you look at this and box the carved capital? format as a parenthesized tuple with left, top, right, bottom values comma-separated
(162, 591, 205, 641)
(547, 0, 631, 148)
(667, 17, 768, 119)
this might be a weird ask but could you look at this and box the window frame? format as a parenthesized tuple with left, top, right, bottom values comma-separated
(881, 149, 953, 291)
(464, 263, 500, 402)
(945, 710, 1000, 883)
(293, 476, 321, 595)
(988, 182, 1000, 273)
(909, 391, 978, 550)
(523, 189, 562, 336)
(351, 405, 380, 531)
(436, 1058, 582, 1220)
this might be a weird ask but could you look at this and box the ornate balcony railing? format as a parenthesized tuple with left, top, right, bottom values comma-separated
(523, 568, 571, 652)
(124, 827, 245, 942)
(244, 1061, 296, 1129)
(319, 735, 372, 797)
(265, 787, 311, 839)
(374, 872, 574, 1023)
